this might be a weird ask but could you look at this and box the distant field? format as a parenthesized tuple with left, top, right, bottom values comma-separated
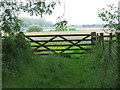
(25, 30, 110, 35)
(22, 27, 107, 32)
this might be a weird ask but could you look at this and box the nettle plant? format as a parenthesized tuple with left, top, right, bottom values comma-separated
(98, 4, 120, 32)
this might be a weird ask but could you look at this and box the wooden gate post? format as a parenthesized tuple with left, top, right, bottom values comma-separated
(116, 32, 120, 87)
(99, 33, 104, 50)
(91, 32, 96, 45)
(96, 33, 99, 41)
(109, 33, 112, 58)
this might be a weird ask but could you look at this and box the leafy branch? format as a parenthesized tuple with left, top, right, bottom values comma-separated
(98, 4, 120, 31)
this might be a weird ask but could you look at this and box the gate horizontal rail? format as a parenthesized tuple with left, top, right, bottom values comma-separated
(37, 52, 87, 55)
(25, 34, 91, 37)
(31, 44, 93, 47)
(34, 48, 92, 52)
(30, 39, 91, 42)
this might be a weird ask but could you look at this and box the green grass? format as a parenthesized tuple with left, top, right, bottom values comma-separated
(3, 44, 118, 88)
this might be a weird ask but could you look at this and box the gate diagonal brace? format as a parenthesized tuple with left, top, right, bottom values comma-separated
(26, 36, 58, 54)
(59, 36, 90, 51)
(73, 35, 91, 52)
(59, 35, 90, 54)
(34, 36, 58, 50)
(59, 36, 75, 45)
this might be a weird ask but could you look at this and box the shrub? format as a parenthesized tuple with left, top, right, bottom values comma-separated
(2, 32, 33, 80)
(27, 25, 43, 32)
(55, 27, 67, 31)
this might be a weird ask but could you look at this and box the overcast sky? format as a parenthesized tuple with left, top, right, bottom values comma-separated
(20, 0, 120, 25)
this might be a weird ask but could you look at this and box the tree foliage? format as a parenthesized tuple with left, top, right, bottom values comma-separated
(0, 0, 59, 34)
(98, 4, 120, 31)
(27, 25, 43, 32)
(20, 17, 54, 27)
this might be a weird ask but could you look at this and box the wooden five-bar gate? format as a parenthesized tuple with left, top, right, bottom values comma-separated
(25, 32, 97, 55)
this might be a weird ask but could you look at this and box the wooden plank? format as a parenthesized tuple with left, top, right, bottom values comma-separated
(59, 52, 87, 54)
(103, 35, 116, 37)
(31, 44, 93, 47)
(25, 34, 91, 37)
(34, 48, 92, 52)
(37, 52, 87, 55)
(30, 39, 91, 42)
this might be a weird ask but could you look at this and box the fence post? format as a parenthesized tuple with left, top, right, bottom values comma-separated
(96, 33, 99, 41)
(91, 32, 96, 45)
(116, 32, 120, 88)
(98, 33, 104, 50)
(109, 33, 112, 58)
